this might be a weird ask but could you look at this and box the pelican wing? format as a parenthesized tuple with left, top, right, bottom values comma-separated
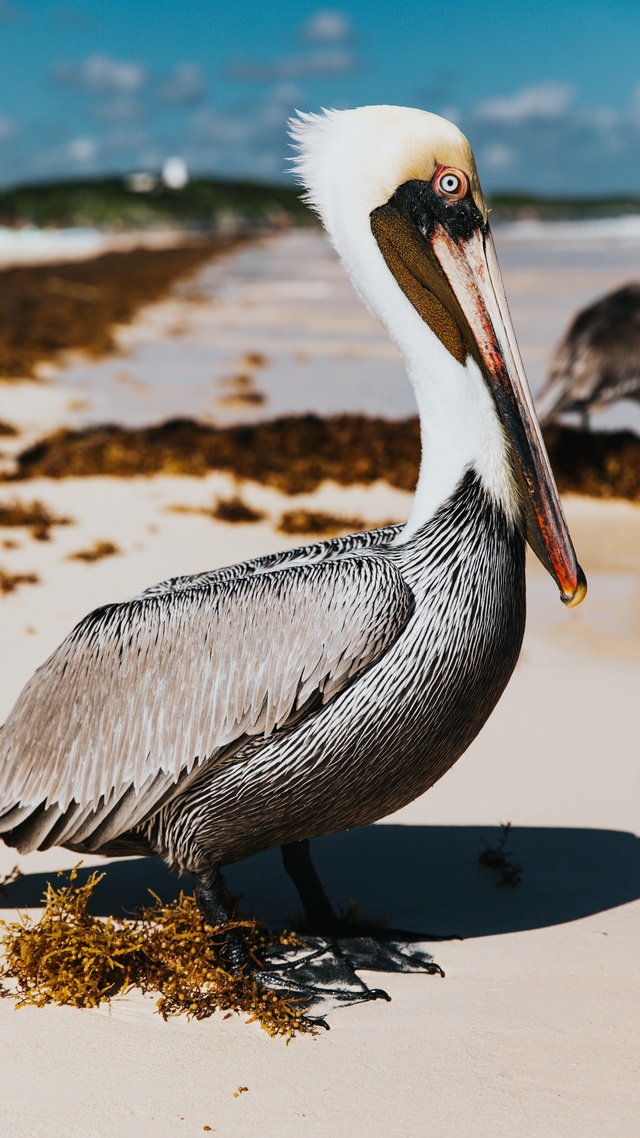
(0, 549, 411, 850)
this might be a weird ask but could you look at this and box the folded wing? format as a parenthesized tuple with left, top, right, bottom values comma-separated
(0, 551, 412, 851)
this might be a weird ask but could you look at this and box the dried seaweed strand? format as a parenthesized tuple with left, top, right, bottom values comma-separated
(478, 822, 523, 888)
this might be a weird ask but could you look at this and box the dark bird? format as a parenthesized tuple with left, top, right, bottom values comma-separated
(0, 107, 586, 1013)
(537, 282, 640, 429)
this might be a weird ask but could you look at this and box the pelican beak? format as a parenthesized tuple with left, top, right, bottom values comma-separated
(371, 191, 586, 607)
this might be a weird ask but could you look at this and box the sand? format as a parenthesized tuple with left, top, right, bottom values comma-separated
(7, 225, 638, 436)
(0, 227, 198, 270)
(0, 230, 639, 1137)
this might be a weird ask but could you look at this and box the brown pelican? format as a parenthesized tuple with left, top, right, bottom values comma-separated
(537, 282, 640, 429)
(0, 107, 586, 1013)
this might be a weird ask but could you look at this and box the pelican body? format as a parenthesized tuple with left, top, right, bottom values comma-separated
(538, 282, 640, 428)
(0, 108, 585, 948)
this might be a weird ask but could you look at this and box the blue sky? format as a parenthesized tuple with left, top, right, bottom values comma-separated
(0, 0, 639, 192)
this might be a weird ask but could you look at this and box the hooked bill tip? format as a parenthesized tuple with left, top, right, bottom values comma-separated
(560, 565, 587, 608)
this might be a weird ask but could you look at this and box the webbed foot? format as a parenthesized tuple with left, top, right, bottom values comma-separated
(259, 936, 393, 1025)
(258, 930, 444, 1023)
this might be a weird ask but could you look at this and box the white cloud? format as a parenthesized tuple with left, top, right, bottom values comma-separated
(27, 134, 98, 176)
(227, 10, 359, 83)
(54, 54, 147, 96)
(52, 56, 205, 129)
(299, 9, 352, 43)
(94, 96, 145, 124)
(158, 63, 206, 108)
(461, 80, 640, 192)
(482, 143, 513, 170)
(0, 114, 17, 142)
(475, 82, 574, 123)
(188, 85, 300, 177)
(66, 136, 98, 163)
(193, 86, 297, 147)
(226, 47, 358, 83)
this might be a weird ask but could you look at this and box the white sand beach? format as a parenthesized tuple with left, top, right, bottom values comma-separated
(4, 224, 638, 436)
(0, 226, 196, 269)
(0, 229, 639, 1137)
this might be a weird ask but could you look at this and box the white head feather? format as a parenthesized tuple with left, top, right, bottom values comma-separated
(289, 106, 519, 535)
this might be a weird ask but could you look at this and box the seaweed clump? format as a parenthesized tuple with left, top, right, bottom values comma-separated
(211, 496, 264, 524)
(9, 415, 422, 493)
(543, 425, 640, 501)
(0, 566, 39, 595)
(0, 240, 241, 380)
(9, 416, 640, 504)
(68, 539, 119, 563)
(278, 509, 369, 536)
(169, 495, 265, 524)
(0, 498, 72, 540)
(0, 868, 314, 1039)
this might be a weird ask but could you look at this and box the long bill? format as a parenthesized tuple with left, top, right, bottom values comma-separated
(428, 223, 586, 607)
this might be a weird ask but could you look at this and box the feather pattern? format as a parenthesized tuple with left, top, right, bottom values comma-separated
(0, 530, 411, 850)
(0, 469, 525, 868)
(137, 471, 525, 874)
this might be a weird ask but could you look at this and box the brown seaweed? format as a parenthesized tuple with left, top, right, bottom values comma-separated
(0, 566, 39, 595)
(8, 415, 421, 492)
(0, 498, 72, 540)
(0, 867, 314, 1038)
(278, 509, 369, 536)
(169, 495, 265, 524)
(0, 239, 244, 380)
(7, 415, 640, 503)
(67, 540, 120, 563)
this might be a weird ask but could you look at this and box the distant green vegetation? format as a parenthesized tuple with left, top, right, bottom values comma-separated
(487, 191, 640, 221)
(0, 175, 638, 229)
(0, 175, 313, 230)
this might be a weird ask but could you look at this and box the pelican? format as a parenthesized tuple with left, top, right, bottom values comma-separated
(537, 282, 640, 429)
(0, 107, 586, 1009)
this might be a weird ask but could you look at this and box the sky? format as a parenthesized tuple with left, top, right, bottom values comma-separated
(0, 0, 639, 193)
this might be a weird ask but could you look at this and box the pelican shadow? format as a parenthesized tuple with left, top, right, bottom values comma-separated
(3, 824, 639, 939)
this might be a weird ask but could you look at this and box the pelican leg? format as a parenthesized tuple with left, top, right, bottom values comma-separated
(281, 838, 341, 932)
(192, 860, 389, 1025)
(193, 848, 444, 1025)
(280, 837, 446, 987)
(192, 866, 249, 974)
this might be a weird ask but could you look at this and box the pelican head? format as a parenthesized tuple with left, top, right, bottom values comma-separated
(290, 105, 586, 607)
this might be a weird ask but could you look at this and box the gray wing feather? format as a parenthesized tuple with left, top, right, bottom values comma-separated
(139, 522, 401, 596)
(0, 549, 411, 847)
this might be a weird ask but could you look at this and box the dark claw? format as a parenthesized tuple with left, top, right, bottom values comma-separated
(331, 933, 446, 977)
(367, 987, 392, 1002)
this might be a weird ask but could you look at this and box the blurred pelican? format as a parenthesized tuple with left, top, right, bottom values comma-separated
(538, 282, 640, 429)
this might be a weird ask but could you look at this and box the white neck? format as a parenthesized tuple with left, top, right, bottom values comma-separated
(401, 334, 517, 539)
(332, 221, 519, 540)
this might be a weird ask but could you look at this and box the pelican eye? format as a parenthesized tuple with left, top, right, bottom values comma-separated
(433, 167, 469, 201)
